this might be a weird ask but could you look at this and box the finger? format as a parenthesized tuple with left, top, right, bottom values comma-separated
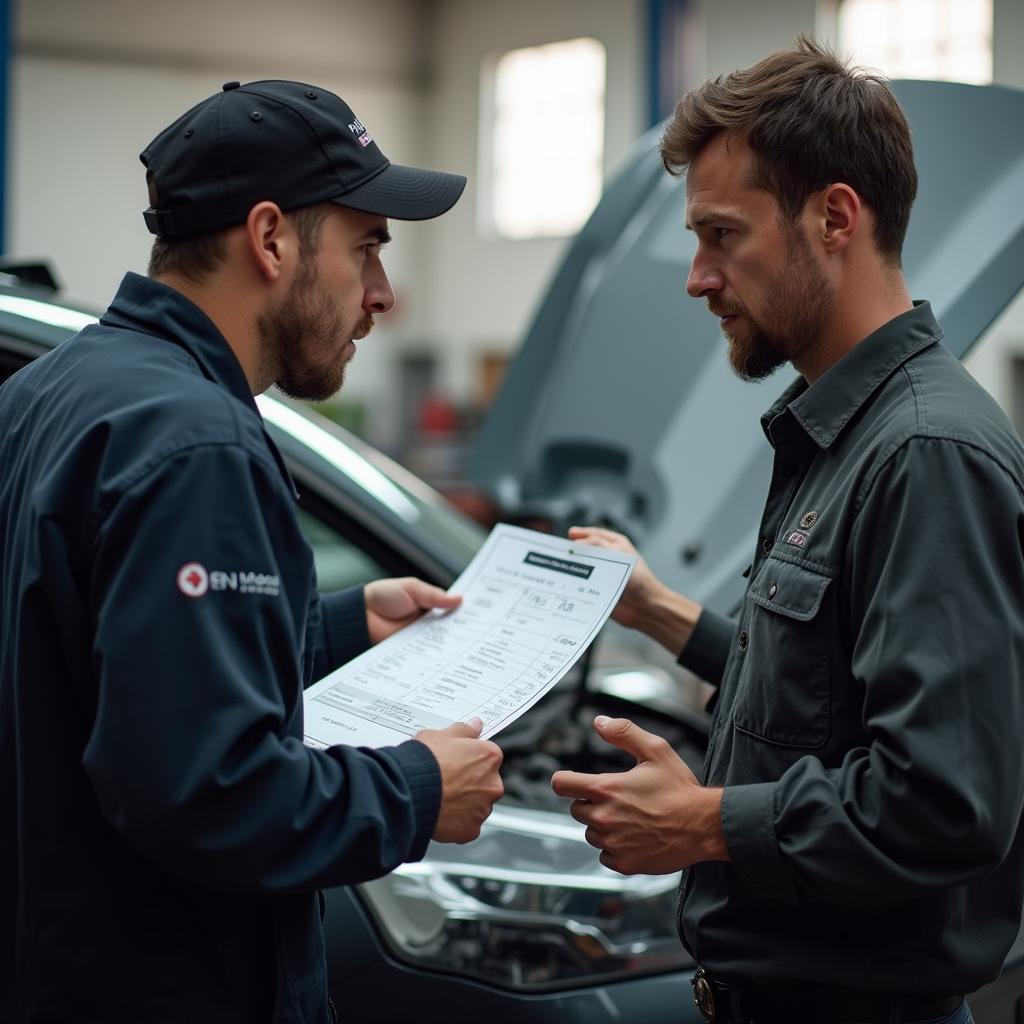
(444, 717, 483, 738)
(569, 799, 597, 826)
(406, 579, 462, 611)
(456, 825, 483, 845)
(584, 826, 604, 850)
(484, 739, 504, 768)
(593, 715, 667, 762)
(568, 526, 620, 544)
(572, 524, 634, 544)
(551, 769, 601, 800)
(599, 849, 619, 872)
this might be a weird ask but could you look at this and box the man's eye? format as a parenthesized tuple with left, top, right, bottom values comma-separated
(714, 227, 733, 240)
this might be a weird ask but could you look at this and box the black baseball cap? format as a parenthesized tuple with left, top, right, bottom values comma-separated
(140, 80, 466, 239)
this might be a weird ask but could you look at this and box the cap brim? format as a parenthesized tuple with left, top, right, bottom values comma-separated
(333, 163, 466, 221)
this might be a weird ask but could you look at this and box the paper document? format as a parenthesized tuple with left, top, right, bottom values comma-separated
(303, 524, 635, 749)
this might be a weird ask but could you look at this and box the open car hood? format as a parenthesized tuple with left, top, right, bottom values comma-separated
(471, 80, 1024, 615)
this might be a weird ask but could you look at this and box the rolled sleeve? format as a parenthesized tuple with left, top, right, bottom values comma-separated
(721, 782, 797, 901)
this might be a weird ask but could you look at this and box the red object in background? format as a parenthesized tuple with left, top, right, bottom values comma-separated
(418, 393, 459, 434)
(444, 488, 501, 528)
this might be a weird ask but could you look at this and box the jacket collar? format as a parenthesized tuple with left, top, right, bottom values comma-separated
(760, 301, 943, 450)
(100, 272, 297, 498)
(101, 272, 257, 415)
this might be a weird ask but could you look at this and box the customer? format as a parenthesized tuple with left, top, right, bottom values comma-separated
(555, 38, 1024, 1024)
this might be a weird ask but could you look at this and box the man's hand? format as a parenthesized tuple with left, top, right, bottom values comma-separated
(568, 527, 663, 630)
(415, 718, 504, 844)
(551, 716, 727, 874)
(365, 577, 461, 644)
(568, 527, 703, 654)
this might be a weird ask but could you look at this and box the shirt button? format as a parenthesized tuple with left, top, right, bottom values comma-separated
(761, 538, 772, 555)
(768, 584, 778, 599)
(738, 631, 749, 651)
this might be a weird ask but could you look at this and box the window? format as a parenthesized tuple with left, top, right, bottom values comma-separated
(480, 37, 606, 240)
(838, 0, 992, 84)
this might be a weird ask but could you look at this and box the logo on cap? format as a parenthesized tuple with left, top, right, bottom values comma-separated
(348, 116, 373, 147)
(177, 562, 209, 598)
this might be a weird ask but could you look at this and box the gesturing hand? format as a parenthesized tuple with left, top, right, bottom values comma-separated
(551, 716, 727, 875)
(364, 577, 462, 644)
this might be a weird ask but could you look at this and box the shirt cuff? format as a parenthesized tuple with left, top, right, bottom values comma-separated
(678, 608, 736, 686)
(721, 782, 798, 903)
(319, 587, 372, 668)
(380, 739, 442, 863)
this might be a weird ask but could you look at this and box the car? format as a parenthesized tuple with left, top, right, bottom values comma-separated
(2, 77, 1023, 1024)
(0, 276, 708, 1023)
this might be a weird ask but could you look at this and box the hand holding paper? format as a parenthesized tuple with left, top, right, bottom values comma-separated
(304, 524, 635, 749)
(415, 717, 504, 844)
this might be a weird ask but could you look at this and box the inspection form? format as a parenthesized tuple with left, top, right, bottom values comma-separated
(303, 524, 635, 749)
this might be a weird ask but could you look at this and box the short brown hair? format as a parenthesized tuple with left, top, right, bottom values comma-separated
(660, 35, 917, 262)
(147, 202, 331, 282)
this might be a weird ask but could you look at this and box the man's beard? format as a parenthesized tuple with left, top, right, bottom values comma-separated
(258, 260, 373, 402)
(710, 229, 834, 382)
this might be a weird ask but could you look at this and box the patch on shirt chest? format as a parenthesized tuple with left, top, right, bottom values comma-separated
(783, 508, 820, 548)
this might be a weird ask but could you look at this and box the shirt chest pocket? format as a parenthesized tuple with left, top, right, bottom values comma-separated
(732, 557, 834, 749)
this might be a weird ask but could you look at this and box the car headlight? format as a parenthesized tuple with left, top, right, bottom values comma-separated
(356, 805, 691, 991)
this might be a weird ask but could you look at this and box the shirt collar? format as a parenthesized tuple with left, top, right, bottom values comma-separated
(760, 301, 942, 449)
(100, 272, 257, 415)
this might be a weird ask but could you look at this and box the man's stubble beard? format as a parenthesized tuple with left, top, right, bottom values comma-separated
(258, 259, 374, 403)
(714, 228, 835, 382)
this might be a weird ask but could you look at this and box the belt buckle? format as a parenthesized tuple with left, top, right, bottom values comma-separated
(692, 967, 717, 1022)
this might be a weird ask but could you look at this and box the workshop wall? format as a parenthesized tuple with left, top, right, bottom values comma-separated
(7, 0, 1024, 450)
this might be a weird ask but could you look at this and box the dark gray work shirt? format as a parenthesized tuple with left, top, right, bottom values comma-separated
(678, 302, 1024, 994)
(0, 273, 441, 1023)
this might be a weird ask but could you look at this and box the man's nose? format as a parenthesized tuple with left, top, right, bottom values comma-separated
(686, 250, 723, 299)
(364, 267, 396, 315)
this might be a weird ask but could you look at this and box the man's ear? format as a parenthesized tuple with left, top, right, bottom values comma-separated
(820, 183, 861, 255)
(243, 202, 292, 282)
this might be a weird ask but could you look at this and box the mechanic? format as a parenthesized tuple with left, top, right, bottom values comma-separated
(552, 37, 1024, 1024)
(0, 80, 503, 1023)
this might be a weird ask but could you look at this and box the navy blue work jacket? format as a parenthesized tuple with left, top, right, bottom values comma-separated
(0, 273, 441, 1022)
